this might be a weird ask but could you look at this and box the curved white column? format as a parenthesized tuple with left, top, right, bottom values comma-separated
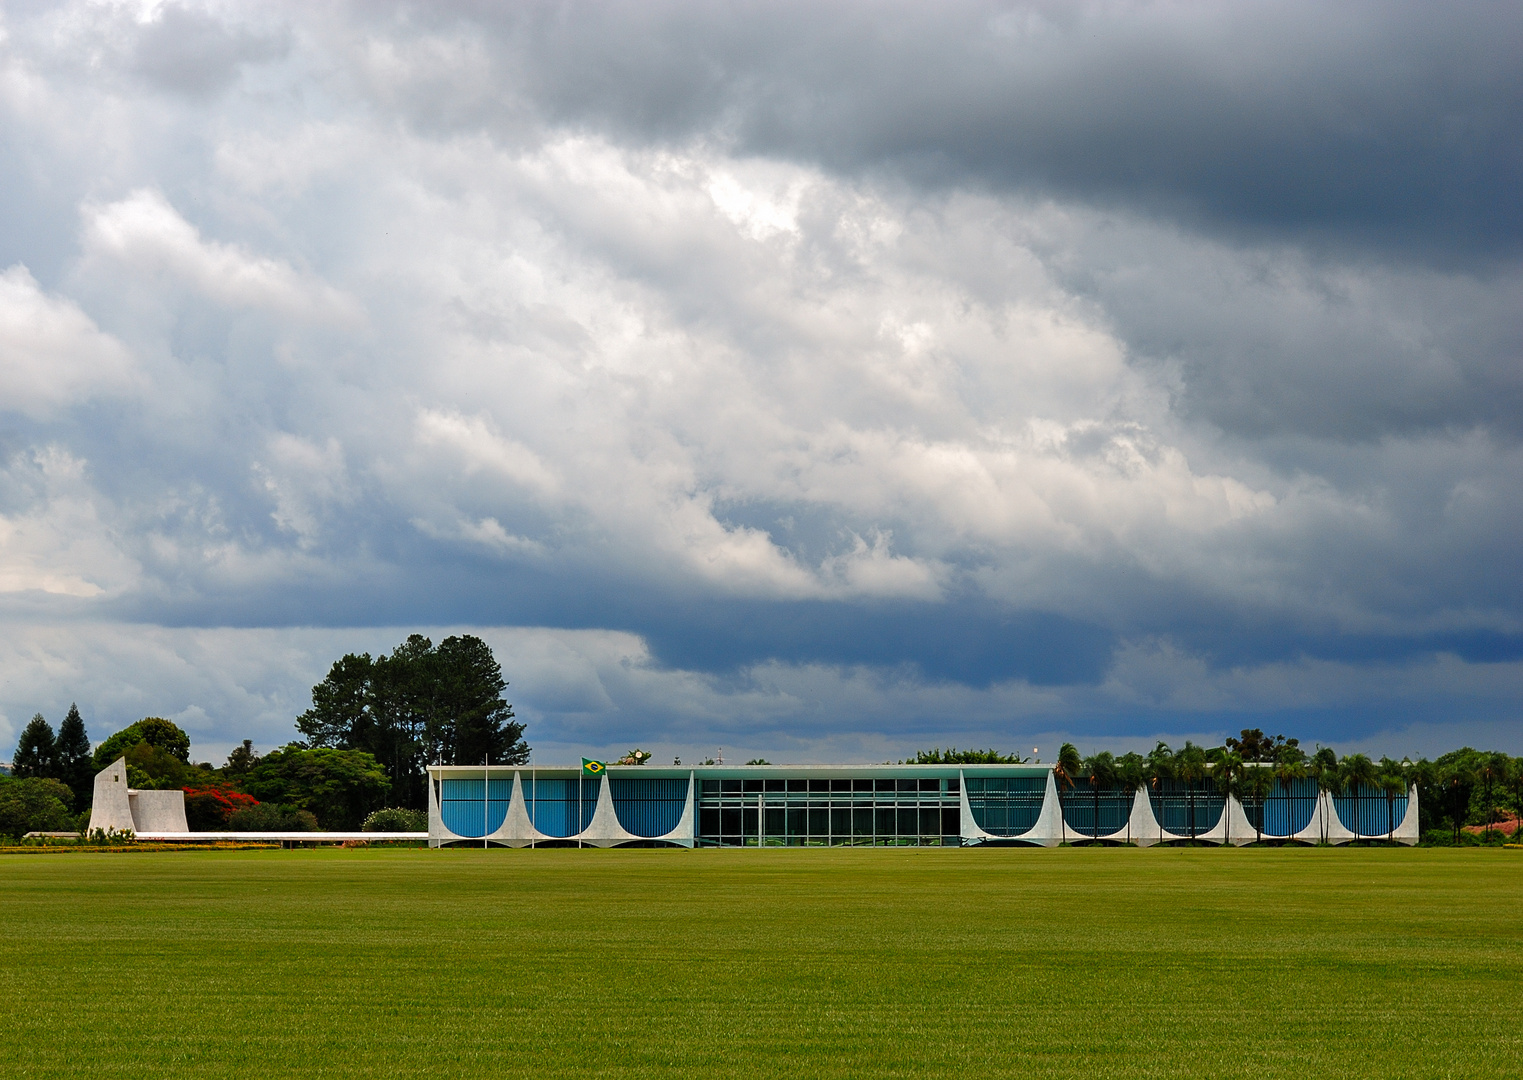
(958, 769, 1056, 846)
(1395, 783, 1420, 845)
(594, 771, 695, 848)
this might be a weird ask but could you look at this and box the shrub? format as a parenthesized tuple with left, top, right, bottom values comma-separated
(0, 777, 76, 838)
(244, 746, 390, 829)
(362, 807, 428, 832)
(84, 827, 136, 845)
(183, 787, 260, 831)
(227, 803, 320, 832)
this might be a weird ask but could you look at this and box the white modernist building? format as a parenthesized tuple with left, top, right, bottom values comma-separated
(427, 763, 1420, 848)
(88, 756, 191, 834)
(83, 758, 423, 843)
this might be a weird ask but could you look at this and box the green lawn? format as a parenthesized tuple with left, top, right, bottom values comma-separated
(2, 847, 1520, 1078)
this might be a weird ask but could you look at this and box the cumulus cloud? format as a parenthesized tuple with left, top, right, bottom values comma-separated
(80, 189, 359, 322)
(0, 1, 1518, 759)
(0, 265, 137, 415)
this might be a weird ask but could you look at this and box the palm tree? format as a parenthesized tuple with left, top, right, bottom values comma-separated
(1175, 742, 1208, 842)
(1082, 751, 1118, 842)
(1243, 766, 1274, 844)
(1116, 752, 1146, 845)
(1508, 757, 1523, 839)
(1477, 752, 1510, 839)
(1339, 754, 1377, 842)
(1271, 746, 1307, 840)
(1377, 757, 1407, 842)
(1147, 742, 1175, 844)
(1438, 757, 1476, 844)
(1054, 743, 1081, 844)
(1211, 749, 1244, 844)
(1309, 746, 1339, 844)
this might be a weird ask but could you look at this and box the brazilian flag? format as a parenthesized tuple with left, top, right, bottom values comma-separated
(582, 758, 605, 775)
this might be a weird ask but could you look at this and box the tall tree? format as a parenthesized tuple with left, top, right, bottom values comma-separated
(1271, 746, 1307, 839)
(1339, 754, 1378, 841)
(1243, 765, 1274, 844)
(224, 740, 261, 778)
(296, 633, 527, 811)
(1147, 742, 1175, 845)
(1309, 746, 1339, 843)
(1509, 758, 1523, 838)
(1116, 752, 1146, 845)
(54, 704, 93, 807)
(428, 635, 527, 766)
(1081, 751, 1117, 841)
(93, 717, 192, 770)
(1175, 742, 1208, 842)
(1211, 749, 1244, 843)
(1377, 757, 1407, 841)
(1054, 743, 1081, 844)
(1435, 754, 1476, 844)
(12, 715, 56, 779)
(1477, 752, 1510, 839)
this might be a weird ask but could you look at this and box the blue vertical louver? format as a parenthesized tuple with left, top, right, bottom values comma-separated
(1333, 784, 1408, 836)
(521, 776, 599, 837)
(1255, 777, 1319, 836)
(439, 778, 512, 837)
(610, 777, 688, 837)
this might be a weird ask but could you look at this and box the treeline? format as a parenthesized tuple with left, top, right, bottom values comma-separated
(297, 634, 528, 809)
(0, 634, 524, 839)
(918, 731, 1521, 844)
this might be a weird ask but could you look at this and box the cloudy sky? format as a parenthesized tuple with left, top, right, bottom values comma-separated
(2, 0, 1520, 766)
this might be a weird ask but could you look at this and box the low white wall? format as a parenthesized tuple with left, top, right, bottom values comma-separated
(127, 789, 189, 833)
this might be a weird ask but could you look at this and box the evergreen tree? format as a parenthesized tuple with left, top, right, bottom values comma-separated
(54, 704, 93, 807)
(12, 714, 56, 779)
(296, 633, 528, 810)
(224, 739, 261, 778)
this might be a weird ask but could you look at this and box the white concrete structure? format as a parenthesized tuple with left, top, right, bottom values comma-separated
(428, 763, 1420, 848)
(429, 768, 697, 848)
(87, 757, 190, 834)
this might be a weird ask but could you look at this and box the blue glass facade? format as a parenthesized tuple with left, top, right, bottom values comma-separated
(611, 777, 688, 838)
(523, 776, 599, 837)
(439, 778, 512, 838)
(1246, 777, 1319, 837)
(426, 764, 1416, 847)
(1333, 784, 1409, 837)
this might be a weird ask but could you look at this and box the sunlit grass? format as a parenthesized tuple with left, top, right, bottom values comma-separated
(2, 846, 1520, 1078)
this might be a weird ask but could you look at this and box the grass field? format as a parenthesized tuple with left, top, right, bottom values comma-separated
(3, 847, 1521, 1078)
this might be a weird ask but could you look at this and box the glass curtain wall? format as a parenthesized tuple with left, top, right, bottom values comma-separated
(1146, 781, 1225, 840)
(965, 777, 1046, 838)
(1059, 786, 1132, 839)
(697, 778, 960, 846)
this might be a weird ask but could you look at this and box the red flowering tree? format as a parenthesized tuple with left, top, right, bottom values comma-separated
(183, 786, 260, 831)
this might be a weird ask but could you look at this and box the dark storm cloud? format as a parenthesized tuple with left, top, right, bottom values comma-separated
(371, 0, 1523, 262)
(1, 1, 1520, 757)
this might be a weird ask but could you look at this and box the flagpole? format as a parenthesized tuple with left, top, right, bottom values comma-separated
(484, 753, 489, 850)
